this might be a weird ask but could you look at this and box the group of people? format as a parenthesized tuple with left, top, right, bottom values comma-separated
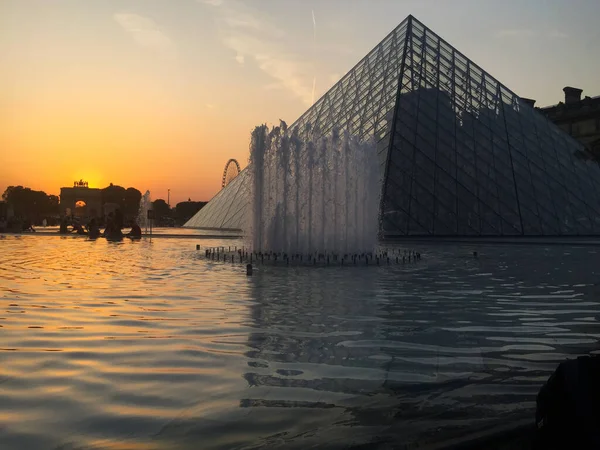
(60, 211, 141, 239)
(0, 217, 35, 233)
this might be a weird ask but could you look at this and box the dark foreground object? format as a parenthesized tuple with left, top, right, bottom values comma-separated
(445, 355, 600, 449)
(397, 355, 600, 450)
(534, 354, 600, 449)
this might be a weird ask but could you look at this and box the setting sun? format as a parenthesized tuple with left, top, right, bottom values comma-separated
(3, 0, 598, 206)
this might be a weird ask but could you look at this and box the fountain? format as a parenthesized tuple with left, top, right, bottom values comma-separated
(137, 190, 152, 233)
(247, 123, 380, 255)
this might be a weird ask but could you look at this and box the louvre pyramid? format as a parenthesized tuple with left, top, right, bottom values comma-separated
(185, 15, 600, 236)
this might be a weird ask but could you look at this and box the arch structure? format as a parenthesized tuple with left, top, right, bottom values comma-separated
(60, 184, 102, 218)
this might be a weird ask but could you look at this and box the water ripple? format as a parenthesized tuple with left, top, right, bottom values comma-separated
(0, 236, 599, 448)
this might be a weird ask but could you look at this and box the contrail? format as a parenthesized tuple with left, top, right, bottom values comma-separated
(311, 9, 317, 105)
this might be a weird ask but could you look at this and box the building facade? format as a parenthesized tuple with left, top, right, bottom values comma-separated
(536, 88, 600, 157)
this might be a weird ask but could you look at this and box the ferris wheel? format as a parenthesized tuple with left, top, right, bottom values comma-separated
(221, 159, 241, 188)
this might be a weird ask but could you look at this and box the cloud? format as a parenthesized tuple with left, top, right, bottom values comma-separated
(263, 83, 285, 91)
(205, 103, 215, 109)
(114, 13, 175, 55)
(201, 0, 314, 105)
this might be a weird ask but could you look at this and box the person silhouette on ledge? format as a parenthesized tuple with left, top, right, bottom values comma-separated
(71, 220, 86, 235)
(127, 220, 142, 239)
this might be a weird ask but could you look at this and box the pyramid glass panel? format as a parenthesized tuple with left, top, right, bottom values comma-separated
(185, 15, 600, 237)
(184, 169, 249, 230)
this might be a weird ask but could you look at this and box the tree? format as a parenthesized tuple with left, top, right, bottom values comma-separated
(2, 185, 60, 220)
(175, 200, 207, 225)
(47, 195, 59, 212)
(101, 184, 141, 218)
(124, 187, 142, 217)
(153, 199, 170, 218)
(152, 199, 174, 225)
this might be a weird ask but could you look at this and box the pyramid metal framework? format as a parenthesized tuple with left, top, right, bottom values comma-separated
(185, 15, 600, 236)
(183, 167, 249, 230)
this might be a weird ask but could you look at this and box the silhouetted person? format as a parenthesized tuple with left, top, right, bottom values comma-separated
(59, 217, 69, 234)
(127, 220, 142, 238)
(71, 220, 86, 235)
(104, 213, 115, 235)
(22, 219, 35, 232)
(104, 213, 123, 239)
(86, 218, 100, 239)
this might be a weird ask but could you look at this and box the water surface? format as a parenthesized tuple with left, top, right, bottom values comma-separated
(1, 234, 599, 449)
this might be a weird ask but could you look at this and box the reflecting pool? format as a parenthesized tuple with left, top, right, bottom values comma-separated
(1, 234, 599, 449)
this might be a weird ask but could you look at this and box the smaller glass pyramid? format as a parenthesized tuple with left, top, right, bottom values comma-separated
(183, 169, 249, 230)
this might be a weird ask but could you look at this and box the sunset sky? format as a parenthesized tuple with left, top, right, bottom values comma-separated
(1, 0, 599, 204)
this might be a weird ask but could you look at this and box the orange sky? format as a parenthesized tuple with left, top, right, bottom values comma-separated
(1, 0, 599, 204)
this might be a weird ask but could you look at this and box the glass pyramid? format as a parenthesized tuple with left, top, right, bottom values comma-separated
(183, 168, 249, 230)
(185, 15, 600, 236)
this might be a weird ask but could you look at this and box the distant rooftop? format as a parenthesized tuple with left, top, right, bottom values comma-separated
(534, 87, 600, 110)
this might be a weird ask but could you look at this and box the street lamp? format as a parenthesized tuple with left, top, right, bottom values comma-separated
(167, 189, 170, 208)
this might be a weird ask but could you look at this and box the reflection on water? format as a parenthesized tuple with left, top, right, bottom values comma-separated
(0, 235, 599, 449)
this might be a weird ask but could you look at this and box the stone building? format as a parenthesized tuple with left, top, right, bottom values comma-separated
(535, 87, 600, 156)
(59, 180, 102, 218)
